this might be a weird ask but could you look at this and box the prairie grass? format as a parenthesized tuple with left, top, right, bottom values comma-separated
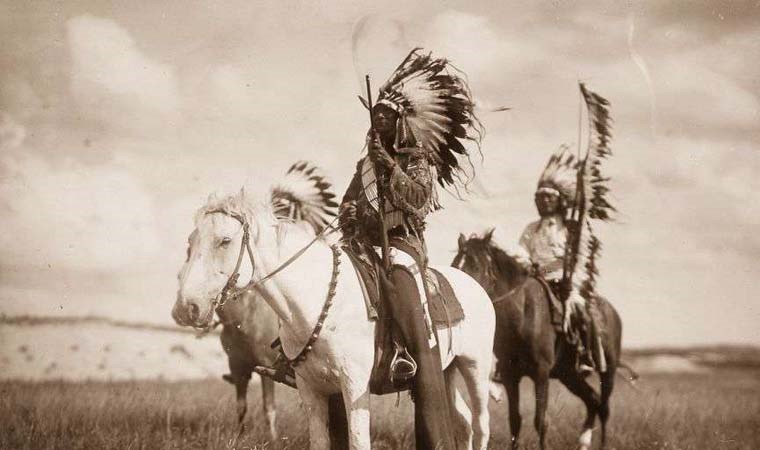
(1, 369, 758, 449)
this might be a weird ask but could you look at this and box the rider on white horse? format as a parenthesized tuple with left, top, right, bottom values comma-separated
(339, 49, 483, 450)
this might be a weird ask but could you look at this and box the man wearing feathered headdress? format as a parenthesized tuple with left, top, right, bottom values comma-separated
(339, 48, 483, 449)
(510, 84, 616, 376)
(509, 146, 597, 373)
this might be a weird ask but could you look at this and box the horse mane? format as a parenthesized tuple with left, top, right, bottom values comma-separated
(489, 243, 526, 280)
(196, 161, 338, 244)
(464, 231, 527, 285)
(194, 191, 258, 227)
(487, 243, 527, 282)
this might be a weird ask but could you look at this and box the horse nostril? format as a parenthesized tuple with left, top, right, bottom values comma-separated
(188, 303, 200, 322)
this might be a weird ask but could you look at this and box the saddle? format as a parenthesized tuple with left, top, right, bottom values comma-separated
(344, 243, 464, 395)
(534, 277, 608, 373)
(532, 277, 565, 333)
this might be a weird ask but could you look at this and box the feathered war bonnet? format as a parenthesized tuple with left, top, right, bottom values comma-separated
(536, 144, 581, 209)
(373, 48, 484, 192)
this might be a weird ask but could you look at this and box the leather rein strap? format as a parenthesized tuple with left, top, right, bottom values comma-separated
(205, 209, 340, 366)
(206, 209, 337, 307)
(286, 244, 341, 367)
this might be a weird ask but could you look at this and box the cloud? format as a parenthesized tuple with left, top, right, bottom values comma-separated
(652, 61, 759, 135)
(0, 77, 44, 121)
(0, 112, 26, 150)
(0, 152, 161, 272)
(66, 15, 179, 133)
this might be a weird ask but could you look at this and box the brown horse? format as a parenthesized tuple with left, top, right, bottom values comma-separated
(216, 289, 280, 439)
(452, 230, 624, 450)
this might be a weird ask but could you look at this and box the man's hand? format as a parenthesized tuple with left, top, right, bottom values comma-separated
(368, 133, 396, 170)
(339, 201, 357, 223)
(563, 292, 586, 334)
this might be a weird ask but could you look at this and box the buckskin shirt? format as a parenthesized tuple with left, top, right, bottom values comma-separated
(517, 215, 568, 280)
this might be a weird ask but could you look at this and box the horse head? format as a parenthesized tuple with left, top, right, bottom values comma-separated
(452, 228, 528, 296)
(172, 162, 337, 330)
(173, 190, 259, 329)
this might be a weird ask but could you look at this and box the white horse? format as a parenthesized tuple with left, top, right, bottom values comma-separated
(173, 181, 495, 449)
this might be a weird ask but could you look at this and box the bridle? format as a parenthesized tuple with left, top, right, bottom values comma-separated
(202, 209, 341, 367)
(204, 209, 337, 309)
(456, 245, 519, 304)
(205, 209, 256, 309)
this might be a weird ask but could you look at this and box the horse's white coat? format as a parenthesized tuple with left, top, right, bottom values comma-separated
(174, 194, 495, 450)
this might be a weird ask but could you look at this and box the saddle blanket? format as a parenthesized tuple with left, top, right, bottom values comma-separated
(344, 246, 464, 327)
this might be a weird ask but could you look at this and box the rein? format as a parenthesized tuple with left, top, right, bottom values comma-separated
(285, 244, 341, 367)
(204, 209, 341, 366)
(456, 246, 523, 305)
(206, 210, 337, 308)
(490, 285, 521, 304)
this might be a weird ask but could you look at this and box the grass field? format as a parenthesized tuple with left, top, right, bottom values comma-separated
(2, 369, 759, 450)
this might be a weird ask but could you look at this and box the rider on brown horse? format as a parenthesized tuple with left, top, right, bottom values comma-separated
(508, 146, 606, 375)
(339, 48, 483, 450)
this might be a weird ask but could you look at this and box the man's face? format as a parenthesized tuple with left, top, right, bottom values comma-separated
(372, 104, 398, 136)
(535, 191, 561, 217)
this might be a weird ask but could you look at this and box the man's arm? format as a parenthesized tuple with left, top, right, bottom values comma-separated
(387, 150, 433, 212)
(506, 223, 534, 269)
(338, 159, 364, 237)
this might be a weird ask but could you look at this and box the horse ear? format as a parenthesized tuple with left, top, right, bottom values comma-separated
(484, 227, 495, 243)
(239, 186, 247, 199)
(458, 233, 466, 250)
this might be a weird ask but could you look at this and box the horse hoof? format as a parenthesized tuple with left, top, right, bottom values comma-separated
(578, 428, 593, 450)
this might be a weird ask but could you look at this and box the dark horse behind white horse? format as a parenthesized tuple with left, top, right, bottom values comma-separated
(453, 230, 636, 450)
(178, 161, 338, 440)
(215, 290, 279, 438)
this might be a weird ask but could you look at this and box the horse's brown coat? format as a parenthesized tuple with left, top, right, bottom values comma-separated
(454, 232, 624, 450)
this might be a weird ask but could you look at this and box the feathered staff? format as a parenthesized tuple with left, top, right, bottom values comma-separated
(562, 83, 616, 300)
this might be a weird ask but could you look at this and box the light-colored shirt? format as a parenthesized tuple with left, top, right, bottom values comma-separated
(517, 215, 568, 280)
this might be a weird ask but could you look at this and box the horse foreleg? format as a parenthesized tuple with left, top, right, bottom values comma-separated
(261, 376, 278, 440)
(444, 366, 472, 450)
(297, 376, 330, 450)
(599, 368, 616, 449)
(504, 376, 522, 450)
(234, 375, 250, 431)
(533, 371, 550, 450)
(559, 373, 600, 450)
(335, 384, 369, 450)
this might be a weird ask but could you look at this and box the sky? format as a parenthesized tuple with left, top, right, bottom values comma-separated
(0, 0, 758, 348)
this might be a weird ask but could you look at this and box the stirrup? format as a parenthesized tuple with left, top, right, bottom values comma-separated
(390, 342, 417, 385)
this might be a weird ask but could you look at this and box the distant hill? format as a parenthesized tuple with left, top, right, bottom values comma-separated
(2, 314, 758, 381)
(1, 315, 227, 381)
(624, 345, 760, 372)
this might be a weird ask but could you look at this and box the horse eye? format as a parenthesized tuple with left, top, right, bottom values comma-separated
(219, 237, 232, 247)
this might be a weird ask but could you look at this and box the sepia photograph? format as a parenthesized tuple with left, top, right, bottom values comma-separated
(1, 1, 758, 449)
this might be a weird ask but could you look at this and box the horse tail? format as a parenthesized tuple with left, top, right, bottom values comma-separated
(270, 161, 339, 233)
(617, 360, 640, 382)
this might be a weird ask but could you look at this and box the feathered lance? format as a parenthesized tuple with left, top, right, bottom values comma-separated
(365, 75, 390, 272)
(562, 82, 614, 300)
(562, 86, 588, 297)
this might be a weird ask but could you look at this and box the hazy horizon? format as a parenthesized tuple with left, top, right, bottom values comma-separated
(1, 0, 758, 348)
